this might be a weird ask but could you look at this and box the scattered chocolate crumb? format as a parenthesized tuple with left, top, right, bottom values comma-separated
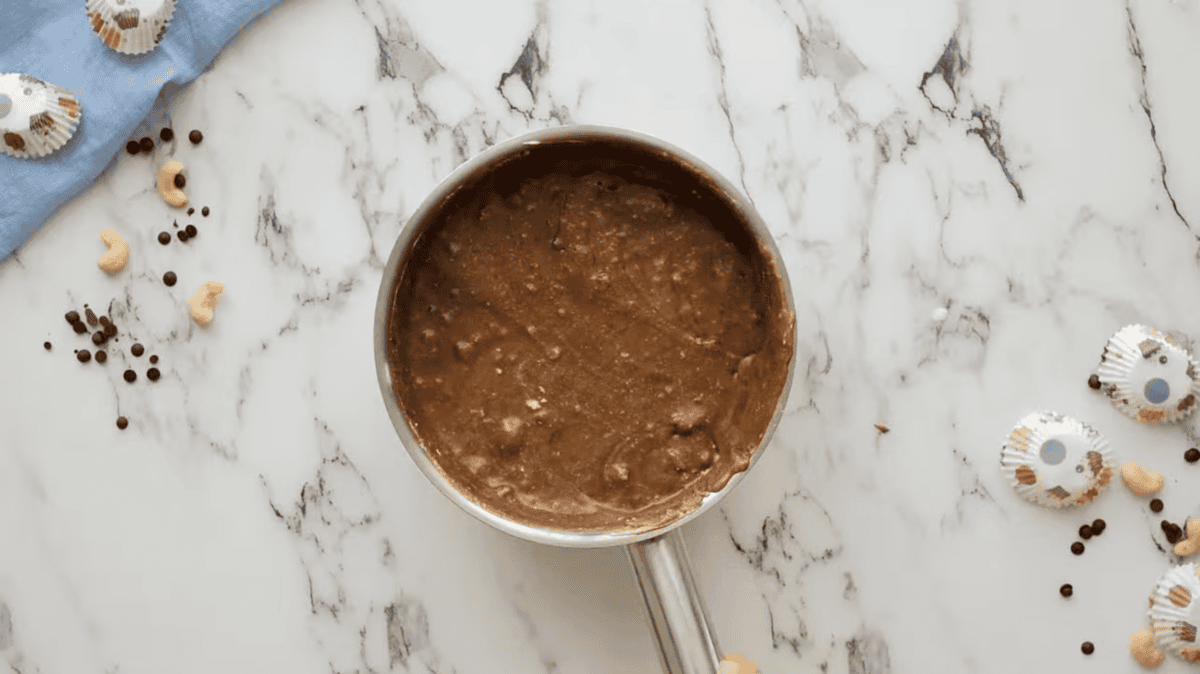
(1071, 542, 1085, 555)
(1079, 525, 1093, 540)
(65, 310, 80, 325)
(163, 271, 177, 286)
(72, 321, 88, 334)
(139, 137, 154, 153)
(116, 416, 128, 430)
(91, 331, 107, 346)
(177, 230, 189, 243)
(149, 355, 158, 364)
(1163, 521, 1183, 544)
(95, 350, 107, 363)
(43, 341, 51, 350)
(147, 367, 160, 381)
(1186, 448, 1200, 463)
(1151, 498, 1164, 513)
(1060, 584, 1073, 598)
(131, 343, 144, 357)
(188, 130, 203, 144)
(159, 128, 173, 142)
(85, 308, 98, 326)
(874, 423, 889, 433)
(201, 206, 209, 217)
(185, 224, 197, 238)
(173, 173, 185, 189)
(187, 207, 195, 216)
(123, 369, 137, 383)
(158, 231, 171, 245)
(125, 140, 140, 155)
(1088, 374, 1101, 390)
(1081, 642, 1094, 655)
(1091, 519, 1106, 535)
(76, 350, 91, 363)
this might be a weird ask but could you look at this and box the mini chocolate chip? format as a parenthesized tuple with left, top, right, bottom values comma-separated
(1091, 519, 1106, 535)
(43, 341, 51, 350)
(158, 231, 171, 245)
(98, 315, 111, 328)
(174, 173, 185, 189)
(1150, 498, 1164, 513)
(159, 128, 173, 142)
(189, 130, 203, 144)
(201, 206, 209, 217)
(72, 321, 89, 334)
(85, 308, 98, 326)
(187, 207, 195, 216)
(139, 137, 154, 152)
(1087, 374, 1100, 390)
(1078, 525, 1093, 540)
(1071, 542, 1085, 555)
(77, 349, 91, 363)
(1060, 584, 1073, 598)
(163, 271, 177, 286)
(149, 355, 158, 364)
(185, 224, 197, 237)
(116, 416, 128, 430)
(147, 367, 160, 381)
(95, 350, 107, 363)
(104, 322, 117, 338)
(1163, 521, 1183, 543)
(131, 343, 144, 357)
(1081, 642, 1094, 655)
(125, 140, 140, 155)
(123, 369, 137, 383)
(65, 310, 80, 325)
(177, 230, 189, 243)
(1186, 448, 1200, 463)
(91, 331, 106, 346)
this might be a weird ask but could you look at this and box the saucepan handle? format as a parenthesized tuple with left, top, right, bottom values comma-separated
(626, 529, 722, 674)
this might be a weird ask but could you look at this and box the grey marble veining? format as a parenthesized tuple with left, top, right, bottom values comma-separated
(2, 0, 1200, 672)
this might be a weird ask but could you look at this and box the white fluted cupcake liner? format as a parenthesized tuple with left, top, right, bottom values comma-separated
(86, 0, 174, 55)
(999, 411, 1116, 508)
(1097, 325, 1200, 424)
(1149, 563, 1200, 663)
(0, 73, 81, 159)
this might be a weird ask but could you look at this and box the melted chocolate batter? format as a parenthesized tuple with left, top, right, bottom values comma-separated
(387, 146, 793, 533)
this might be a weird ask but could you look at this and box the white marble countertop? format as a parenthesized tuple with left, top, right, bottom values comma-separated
(3, 0, 1200, 672)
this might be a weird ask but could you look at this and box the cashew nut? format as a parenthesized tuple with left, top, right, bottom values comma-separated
(97, 228, 129, 273)
(157, 161, 188, 208)
(188, 281, 225, 326)
(1129, 629, 1165, 668)
(1175, 517, 1200, 557)
(1121, 461, 1165, 496)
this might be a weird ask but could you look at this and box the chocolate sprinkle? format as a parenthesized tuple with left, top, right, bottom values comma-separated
(123, 369, 137, 383)
(139, 137, 154, 153)
(131, 343, 144, 357)
(1081, 642, 1094, 655)
(1071, 542, 1085, 555)
(43, 341, 51, 350)
(163, 271, 177, 286)
(1078, 525, 1093, 540)
(185, 224, 197, 237)
(201, 206, 209, 217)
(159, 128, 173, 142)
(95, 350, 107, 363)
(85, 308, 98, 326)
(77, 349, 91, 363)
(1087, 374, 1100, 390)
(174, 173, 185, 189)
(98, 316, 112, 329)
(187, 207, 195, 216)
(116, 416, 128, 430)
(1186, 448, 1200, 463)
(1151, 498, 1164, 513)
(1060, 584, 1073, 598)
(147, 367, 160, 381)
(158, 231, 171, 245)
(125, 140, 140, 155)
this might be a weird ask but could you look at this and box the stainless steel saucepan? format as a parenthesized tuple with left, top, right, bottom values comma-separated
(374, 125, 796, 674)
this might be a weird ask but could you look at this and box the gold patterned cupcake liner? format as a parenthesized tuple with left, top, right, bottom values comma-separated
(999, 411, 1116, 509)
(0, 73, 82, 159)
(1097, 324, 1200, 424)
(1149, 563, 1200, 663)
(86, 0, 175, 55)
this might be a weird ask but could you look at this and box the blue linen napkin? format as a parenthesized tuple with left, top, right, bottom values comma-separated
(0, 0, 284, 261)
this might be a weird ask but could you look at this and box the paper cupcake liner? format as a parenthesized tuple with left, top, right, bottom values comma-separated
(85, 0, 174, 55)
(1149, 563, 1200, 663)
(1097, 325, 1200, 424)
(0, 73, 81, 159)
(999, 411, 1116, 508)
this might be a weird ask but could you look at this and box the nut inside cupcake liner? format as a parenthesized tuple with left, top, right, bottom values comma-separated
(999, 411, 1116, 509)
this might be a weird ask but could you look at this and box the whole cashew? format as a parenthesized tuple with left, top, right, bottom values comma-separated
(97, 228, 129, 273)
(1175, 517, 1200, 558)
(157, 161, 188, 208)
(188, 281, 225, 326)
(1129, 629, 1165, 667)
(1121, 461, 1165, 496)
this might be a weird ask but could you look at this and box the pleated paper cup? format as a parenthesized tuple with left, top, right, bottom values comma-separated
(998, 411, 1116, 508)
(1096, 325, 1200, 424)
(86, 0, 175, 55)
(1149, 563, 1200, 663)
(0, 73, 82, 159)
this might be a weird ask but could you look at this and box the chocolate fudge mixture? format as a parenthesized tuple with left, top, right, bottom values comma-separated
(387, 162, 793, 533)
